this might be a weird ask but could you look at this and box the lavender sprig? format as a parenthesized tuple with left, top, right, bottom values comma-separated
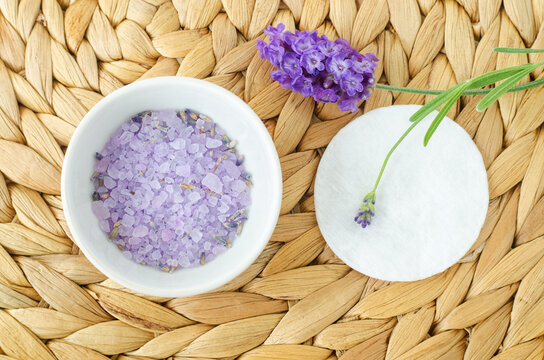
(354, 191, 376, 228)
(257, 23, 378, 112)
(256, 29, 544, 230)
(355, 49, 544, 229)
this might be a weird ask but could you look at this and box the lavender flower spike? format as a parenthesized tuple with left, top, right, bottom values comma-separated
(354, 191, 376, 228)
(257, 24, 378, 112)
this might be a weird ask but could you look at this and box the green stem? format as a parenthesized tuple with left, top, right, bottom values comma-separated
(374, 77, 544, 95)
(494, 47, 544, 53)
(372, 118, 422, 192)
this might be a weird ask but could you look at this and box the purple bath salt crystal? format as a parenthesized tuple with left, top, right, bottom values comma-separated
(202, 173, 223, 193)
(194, 162, 205, 175)
(133, 225, 148, 237)
(218, 201, 229, 213)
(223, 160, 241, 178)
(122, 214, 135, 227)
(103, 176, 116, 189)
(161, 229, 175, 242)
(206, 138, 222, 149)
(92, 201, 110, 220)
(91, 109, 250, 272)
(231, 179, 248, 194)
(175, 164, 190, 177)
(107, 164, 121, 179)
(119, 131, 133, 144)
(99, 219, 111, 233)
(155, 143, 169, 158)
(195, 118, 206, 131)
(188, 191, 201, 203)
(192, 229, 203, 243)
(170, 138, 186, 150)
(208, 196, 218, 206)
(187, 143, 199, 154)
(103, 197, 116, 208)
(95, 157, 110, 172)
(198, 203, 209, 215)
(152, 191, 168, 209)
(159, 162, 170, 173)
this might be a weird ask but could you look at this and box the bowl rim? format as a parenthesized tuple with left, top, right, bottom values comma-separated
(61, 76, 282, 297)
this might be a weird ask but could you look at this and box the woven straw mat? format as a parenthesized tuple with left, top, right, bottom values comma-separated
(0, 0, 544, 359)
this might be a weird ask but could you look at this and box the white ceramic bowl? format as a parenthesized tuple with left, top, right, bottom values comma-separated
(62, 77, 282, 297)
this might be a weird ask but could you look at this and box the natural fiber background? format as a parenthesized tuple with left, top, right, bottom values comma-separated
(0, 0, 543, 359)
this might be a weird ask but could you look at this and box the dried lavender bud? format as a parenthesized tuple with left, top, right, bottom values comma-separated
(241, 172, 252, 182)
(131, 113, 144, 123)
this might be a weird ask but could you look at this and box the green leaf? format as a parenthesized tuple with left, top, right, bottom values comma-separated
(468, 63, 534, 89)
(409, 81, 467, 123)
(423, 82, 472, 146)
(409, 63, 538, 123)
(476, 63, 542, 112)
(494, 47, 544, 54)
(375, 73, 544, 96)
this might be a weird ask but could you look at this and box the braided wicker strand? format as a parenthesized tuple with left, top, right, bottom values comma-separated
(0, 1, 543, 359)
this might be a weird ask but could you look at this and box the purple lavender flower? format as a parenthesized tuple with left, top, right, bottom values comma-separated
(354, 191, 376, 228)
(333, 38, 352, 52)
(326, 54, 352, 80)
(263, 22, 285, 40)
(315, 88, 340, 103)
(322, 73, 335, 89)
(281, 52, 303, 77)
(353, 53, 379, 75)
(292, 76, 314, 97)
(270, 69, 292, 89)
(256, 23, 378, 112)
(292, 32, 315, 54)
(317, 38, 336, 56)
(338, 94, 360, 112)
(301, 50, 325, 73)
(340, 72, 364, 96)
(257, 39, 284, 67)
(282, 31, 297, 46)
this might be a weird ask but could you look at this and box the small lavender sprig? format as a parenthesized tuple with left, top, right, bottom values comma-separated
(355, 48, 544, 229)
(257, 23, 378, 112)
(354, 191, 376, 228)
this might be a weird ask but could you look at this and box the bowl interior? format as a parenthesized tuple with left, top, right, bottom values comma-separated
(62, 77, 282, 297)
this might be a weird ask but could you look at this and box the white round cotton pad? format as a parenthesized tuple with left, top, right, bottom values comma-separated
(315, 105, 489, 281)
